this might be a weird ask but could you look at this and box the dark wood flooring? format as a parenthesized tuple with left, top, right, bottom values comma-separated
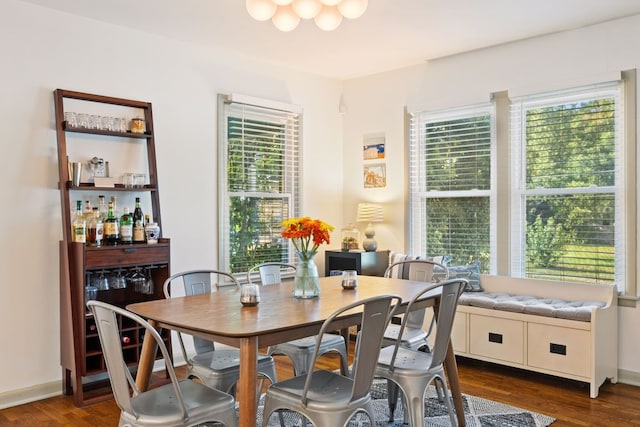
(1, 351, 639, 426)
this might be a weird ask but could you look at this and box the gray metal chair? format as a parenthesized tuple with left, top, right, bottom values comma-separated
(163, 269, 277, 394)
(383, 259, 449, 352)
(375, 278, 467, 426)
(87, 300, 237, 427)
(261, 294, 402, 427)
(248, 262, 349, 376)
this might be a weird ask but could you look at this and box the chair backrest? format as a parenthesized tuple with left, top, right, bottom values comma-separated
(388, 279, 466, 371)
(384, 259, 449, 328)
(163, 270, 240, 355)
(247, 262, 296, 286)
(301, 294, 401, 405)
(87, 300, 187, 420)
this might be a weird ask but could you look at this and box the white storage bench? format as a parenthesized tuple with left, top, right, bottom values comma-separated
(451, 274, 618, 398)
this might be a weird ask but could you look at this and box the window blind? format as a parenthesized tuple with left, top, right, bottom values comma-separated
(218, 95, 301, 276)
(510, 82, 623, 285)
(408, 104, 494, 269)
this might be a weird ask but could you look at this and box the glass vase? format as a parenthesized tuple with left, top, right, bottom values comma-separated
(294, 251, 320, 299)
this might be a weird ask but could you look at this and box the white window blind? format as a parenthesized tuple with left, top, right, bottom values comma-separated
(510, 82, 623, 286)
(408, 104, 495, 270)
(218, 94, 301, 276)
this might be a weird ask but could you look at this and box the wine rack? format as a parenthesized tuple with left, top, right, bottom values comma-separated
(55, 90, 171, 406)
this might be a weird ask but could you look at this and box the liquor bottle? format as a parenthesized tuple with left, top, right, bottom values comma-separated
(83, 200, 93, 220)
(97, 195, 108, 221)
(87, 207, 103, 247)
(72, 200, 86, 243)
(132, 197, 145, 243)
(110, 195, 118, 217)
(119, 207, 133, 244)
(103, 201, 119, 245)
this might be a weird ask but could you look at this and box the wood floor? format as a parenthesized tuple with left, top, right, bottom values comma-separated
(2, 352, 639, 426)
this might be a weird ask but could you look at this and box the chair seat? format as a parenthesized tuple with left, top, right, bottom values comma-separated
(377, 345, 434, 375)
(383, 324, 429, 349)
(192, 349, 274, 371)
(269, 333, 348, 376)
(267, 370, 357, 407)
(127, 379, 235, 426)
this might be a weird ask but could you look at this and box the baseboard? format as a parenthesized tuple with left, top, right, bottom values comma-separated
(0, 358, 185, 410)
(617, 369, 640, 387)
(0, 381, 62, 410)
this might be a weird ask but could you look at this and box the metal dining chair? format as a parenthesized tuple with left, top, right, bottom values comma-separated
(248, 262, 350, 376)
(382, 259, 450, 352)
(375, 278, 467, 426)
(87, 300, 237, 427)
(261, 294, 402, 427)
(163, 269, 277, 395)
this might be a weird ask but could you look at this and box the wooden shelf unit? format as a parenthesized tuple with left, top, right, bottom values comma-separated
(54, 89, 170, 406)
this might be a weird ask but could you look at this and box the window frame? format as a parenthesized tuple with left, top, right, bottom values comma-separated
(217, 93, 302, 279)
(407, 102, 497, 271)
(510, 81, 626, 291)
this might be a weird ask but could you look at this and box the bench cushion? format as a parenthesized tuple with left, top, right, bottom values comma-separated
(458, 291, 605, 321)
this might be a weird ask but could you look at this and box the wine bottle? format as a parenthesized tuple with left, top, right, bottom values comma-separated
(119, 207, 133, 244)
(72, 200, 86, 243)
(132, 197, 145, 243)
(103, 201, 119, 245)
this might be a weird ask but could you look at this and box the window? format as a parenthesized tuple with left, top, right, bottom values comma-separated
(218, 94, 301, 276)
(408, 104, 495, 271)
(510, 83, 624, 286)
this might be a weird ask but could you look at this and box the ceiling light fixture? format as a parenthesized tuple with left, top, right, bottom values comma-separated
(246, 0, 368, 32)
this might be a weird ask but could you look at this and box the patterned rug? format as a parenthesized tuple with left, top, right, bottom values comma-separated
(258, 378, 556, 426)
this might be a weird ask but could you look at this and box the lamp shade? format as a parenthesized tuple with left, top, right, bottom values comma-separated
(356, 203, 384, 223)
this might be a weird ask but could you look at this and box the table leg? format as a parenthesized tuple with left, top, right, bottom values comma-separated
(238, 336, 259, 427)
(444, 341, 465, 426)
(135, 319, 159, 392)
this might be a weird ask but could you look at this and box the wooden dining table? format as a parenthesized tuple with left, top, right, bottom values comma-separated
(127, 274, 466, 427)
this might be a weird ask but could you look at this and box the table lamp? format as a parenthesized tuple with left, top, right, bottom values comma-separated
(356, 203, 384, 252)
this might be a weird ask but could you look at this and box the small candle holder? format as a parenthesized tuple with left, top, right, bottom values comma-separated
(341, 270, 358, 289)
(241, 283, 260, 306)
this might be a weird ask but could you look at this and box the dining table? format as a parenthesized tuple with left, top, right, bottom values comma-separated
(127, 274, 466, 427)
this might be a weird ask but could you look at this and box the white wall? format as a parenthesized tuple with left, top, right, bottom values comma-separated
(0, 0, 343, 403)
(341, 14, 640, 378)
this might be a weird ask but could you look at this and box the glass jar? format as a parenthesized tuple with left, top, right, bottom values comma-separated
(341, 223, 359, 251)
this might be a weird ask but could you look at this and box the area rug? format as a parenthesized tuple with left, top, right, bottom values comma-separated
(257, 378, 556, 426)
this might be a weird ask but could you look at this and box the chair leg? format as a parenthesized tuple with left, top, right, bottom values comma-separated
(386, 379, 400, 422)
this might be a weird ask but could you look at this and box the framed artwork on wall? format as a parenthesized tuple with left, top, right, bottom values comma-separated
(363, 134, 385, 160)
(364, 163, 386, 188)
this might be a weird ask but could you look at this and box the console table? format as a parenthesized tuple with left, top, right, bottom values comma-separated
(325, 250, 389, 277)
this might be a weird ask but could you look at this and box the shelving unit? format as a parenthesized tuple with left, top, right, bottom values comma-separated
(54, 89, 171, 406)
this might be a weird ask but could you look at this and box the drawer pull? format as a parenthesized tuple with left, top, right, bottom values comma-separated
(122, 248, 137, 254)
(488, 332, 503, 344)
(550, 343, 567, 355)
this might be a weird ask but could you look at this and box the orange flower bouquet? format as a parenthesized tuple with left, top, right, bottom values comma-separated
(281, 217, 334, 298)
(281, 217, 334, 261)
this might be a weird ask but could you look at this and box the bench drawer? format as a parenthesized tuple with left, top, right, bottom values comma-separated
(527, 323, 590, 377)
(469, 314, 524, 364)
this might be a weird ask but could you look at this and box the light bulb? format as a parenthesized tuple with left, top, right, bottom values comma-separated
(246, 0, 277, 21)
(291, 0, 323, 19)
(273, 0, 293, 5)
(320, 0, 341, 5)
(314, 4, 342, 31)
(272, 5, 301, 31)
(337, 0, 367, 19)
